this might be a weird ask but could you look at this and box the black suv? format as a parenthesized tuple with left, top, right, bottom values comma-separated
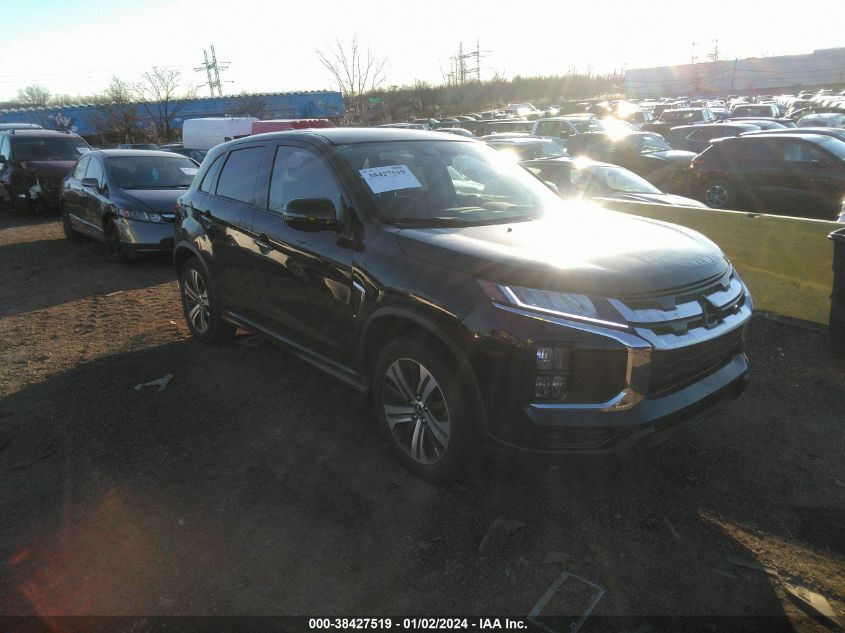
(690, 133, 845, 218)
(0, 129, 91, 212)
(174, 128, 752, 480)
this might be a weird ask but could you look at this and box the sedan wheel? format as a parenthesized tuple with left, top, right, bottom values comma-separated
(104, 220, 128, 262)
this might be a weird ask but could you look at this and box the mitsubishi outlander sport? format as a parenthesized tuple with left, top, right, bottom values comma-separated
(174, 128, 752, 480)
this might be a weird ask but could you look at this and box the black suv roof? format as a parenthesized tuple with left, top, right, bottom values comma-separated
(248, 127, 473, 145)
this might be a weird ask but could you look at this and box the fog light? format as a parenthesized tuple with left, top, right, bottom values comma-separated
(535, 345, 571, 370)
(535, 375, 568, 400)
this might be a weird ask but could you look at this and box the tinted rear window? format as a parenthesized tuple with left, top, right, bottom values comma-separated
(216, 147, 263, 204)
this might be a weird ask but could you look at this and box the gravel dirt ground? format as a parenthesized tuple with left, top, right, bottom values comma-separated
(0, 212, 843, 631)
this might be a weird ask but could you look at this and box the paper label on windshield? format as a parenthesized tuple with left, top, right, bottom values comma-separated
(359, 164, 421, 194)
(77, 147, 90, 154)
(180, 167, 198, 176)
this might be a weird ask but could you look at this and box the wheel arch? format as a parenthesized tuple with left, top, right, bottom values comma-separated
(360, 307, 490, 435)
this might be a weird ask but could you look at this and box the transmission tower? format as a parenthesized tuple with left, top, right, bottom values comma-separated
(449, 39, 487, 84)
(194, 45, 230, 97)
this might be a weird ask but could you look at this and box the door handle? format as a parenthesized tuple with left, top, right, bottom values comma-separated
(253, 234, 272, 253)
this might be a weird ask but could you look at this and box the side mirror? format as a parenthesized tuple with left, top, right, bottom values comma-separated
(559, 131, 570, 139)
(812, 158, 831, 169)
(81, 177, 99, 189)
(283, 197, 341, 232)
(0, 154, 6, 164)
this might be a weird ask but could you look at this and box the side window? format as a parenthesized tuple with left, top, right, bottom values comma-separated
(689, 129, 710, 141)
(73, 155, 90, 179)
(215, 147, 264, 204)
(268, 147, 342, 215)
(199, 154, 224, 193)
(536, 121, 558, 136)
(783, 141, 826, 163)
(0, 136, 9, 159)
(85, 157, 104, 185)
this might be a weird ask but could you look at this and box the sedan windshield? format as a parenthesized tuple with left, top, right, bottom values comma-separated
(108, 155, 198, 189)
(627, 134, 672, 154)
(337, 140, 564, 226)
(12, 137, 88, 161)
(489, 141, 566, 161)
(574, 165, 662, 194)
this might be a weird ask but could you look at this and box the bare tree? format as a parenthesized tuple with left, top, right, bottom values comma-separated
(89, 77, 147, 144)
(136, 66, 196, 143)
(316, 35, 387, 123)
(232, 92, 269, 119)
(15, 84, 51, 107)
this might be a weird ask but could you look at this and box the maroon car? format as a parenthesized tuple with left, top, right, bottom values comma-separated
(0, 129, 91, 212)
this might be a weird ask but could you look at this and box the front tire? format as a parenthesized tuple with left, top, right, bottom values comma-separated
(372, 338, 477, 481)
(179, 257, 234, 343)
(104, 219, 129, 262)
(61, 206, 83, 241)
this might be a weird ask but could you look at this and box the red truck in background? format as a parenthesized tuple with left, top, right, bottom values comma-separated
(251, 119, 335, 134)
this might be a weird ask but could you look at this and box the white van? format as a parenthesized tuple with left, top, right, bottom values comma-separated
(182, 117, 258, 151)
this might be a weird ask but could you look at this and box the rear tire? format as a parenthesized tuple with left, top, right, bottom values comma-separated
(372, 337, 477, 482)
(179, 257, 235, 343)
(703, 178, 736, 209)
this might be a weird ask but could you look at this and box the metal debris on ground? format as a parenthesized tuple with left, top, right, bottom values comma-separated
(727, 556, 778, 576)
(478, 517, 526, 555)
(663, 514, 681, 541)
(134, 374, 174, 393)
(782, 581, 842, 629)
(527, 571, 605, 633)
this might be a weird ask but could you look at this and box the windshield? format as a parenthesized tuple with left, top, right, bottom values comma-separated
(659, 110, 699, 123)
(490, 141, 566, 161)
(12, 137, 88, 161)
(337, 140, 564, 226)
(574, 165, 661, 194)
(820, 137, 845, 160)
(627, 134, 671, 154)
(108, 155, 198, 189)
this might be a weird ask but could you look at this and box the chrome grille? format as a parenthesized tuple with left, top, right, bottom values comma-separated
(609, 270, 751, 396)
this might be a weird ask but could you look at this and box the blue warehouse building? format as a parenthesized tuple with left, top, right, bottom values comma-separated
(0, 91, 345, 138)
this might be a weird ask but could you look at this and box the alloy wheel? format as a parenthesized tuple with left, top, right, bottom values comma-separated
(183, 268, 211, 334)
(705, 183, 729, 208)
(382, 358, 451, 465)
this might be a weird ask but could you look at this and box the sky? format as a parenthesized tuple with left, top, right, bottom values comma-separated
(1, 0, 843, 101)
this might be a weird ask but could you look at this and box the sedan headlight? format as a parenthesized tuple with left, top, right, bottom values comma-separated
(118, 208, 163, 223)
(479, 280, 627, 328)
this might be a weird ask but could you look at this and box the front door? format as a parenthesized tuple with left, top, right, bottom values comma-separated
(246, 143, 356, 365)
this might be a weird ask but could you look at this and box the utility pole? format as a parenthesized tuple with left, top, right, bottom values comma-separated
(194, 45, 231, 97)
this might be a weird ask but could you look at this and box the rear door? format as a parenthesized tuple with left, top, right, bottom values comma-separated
(780, 139, 842, 218)
(196, 144, 268, 313)
(246, 142, 356, 364)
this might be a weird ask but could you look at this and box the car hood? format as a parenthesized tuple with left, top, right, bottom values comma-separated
(121, 188, 186, 213)
(642, 150, 697, 164)
(395, 203, 728, 296)
(18, 160, 77, 179)
(609, 192, 708, 208)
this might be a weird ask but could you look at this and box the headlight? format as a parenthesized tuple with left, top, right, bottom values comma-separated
(478, 280, 627, 328)
(118, 208, 163, 223)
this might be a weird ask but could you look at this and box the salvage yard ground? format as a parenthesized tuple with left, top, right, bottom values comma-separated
(0, 212, 843, 630)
